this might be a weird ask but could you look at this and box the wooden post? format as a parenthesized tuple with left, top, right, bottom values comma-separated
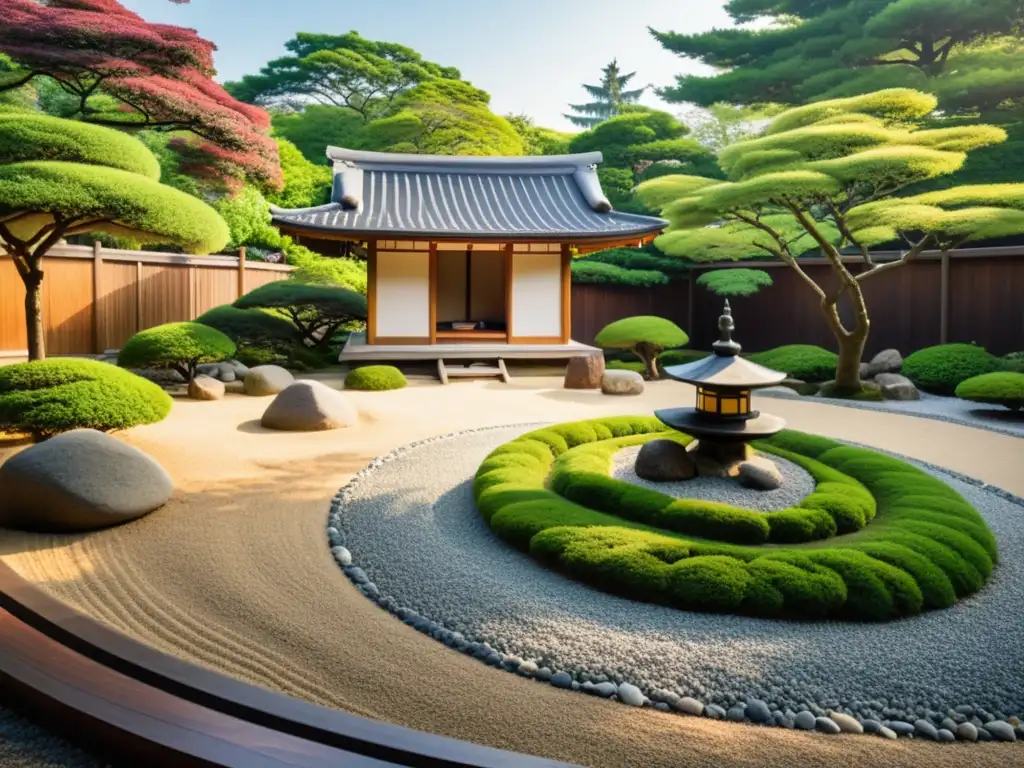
(939, 251, 950, 344)
(560, 243, 571, 344)
(135, 260, 143, 333)
(237, 247, 247, 299)
(366, 240, 377, 344)
(92, 241, 102, 353)
(429, 242, 438, 344)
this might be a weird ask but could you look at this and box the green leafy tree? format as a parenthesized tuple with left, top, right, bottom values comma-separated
(594, 316, 690, 380)
(697, 268, 773, 297)
(118, 322, 236, 382)
(266, 138, 331, 210)
(234, 281, 368, 348)
(271, 104, 365, 164)
(0, 112, 229, 361)
(505, 114, 573, 156)
(680, 103, 786, 154)
(636, 88, 1024, 393)
(565, 60, 646, 128)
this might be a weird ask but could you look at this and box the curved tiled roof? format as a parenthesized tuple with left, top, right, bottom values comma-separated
(270, 147, 667, 242)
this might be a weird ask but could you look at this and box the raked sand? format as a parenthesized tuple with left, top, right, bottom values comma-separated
(1, 375, 1023, 768)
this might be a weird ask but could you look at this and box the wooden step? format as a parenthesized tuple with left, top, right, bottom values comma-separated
(437, 358, 510, 384)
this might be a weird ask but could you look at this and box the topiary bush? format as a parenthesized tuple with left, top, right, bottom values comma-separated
(594, 316, 689, 381)
(195, 305, 300, 348)
(954, 371, 1024, 412)
(344, 365, 408, 391)
(902, 343, 1006, 394)
(473, 417, 996, 621)
(118, 322, 236, 382)
(747, 345, 838, 382)
(234, 281, 367, 348)
(0, 358, 172, 439)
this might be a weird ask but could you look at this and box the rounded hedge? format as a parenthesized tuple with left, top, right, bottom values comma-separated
(595, 316, 689, 350)
(954, 371, 1024, 411)
(747, 345, 838, 382)
(901, 343, 1004, 395)
(194, 305, 299, 346)
(345, 365, 408, 391)
(118, 322, 236, 380)
(0, 358, 172, 438)
(474, 418, 996, 621)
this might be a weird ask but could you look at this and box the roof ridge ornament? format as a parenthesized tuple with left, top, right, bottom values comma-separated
(712, 300, 742, 357)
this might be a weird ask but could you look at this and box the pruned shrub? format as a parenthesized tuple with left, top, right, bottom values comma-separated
(0, 358, 171, 439)
(748, 345, 838, 382)
(345, 365, 408, 391)
(954, 371, 1024, 412)
(234, 281, 367, 348)
(118, 322, 236, 382)
(594, 316, 689, 380)
(901, 343, 1004, 395)
(195, 305, 300, 348)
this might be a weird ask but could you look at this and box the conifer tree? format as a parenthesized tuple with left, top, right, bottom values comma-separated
(565, 60, 646, 128)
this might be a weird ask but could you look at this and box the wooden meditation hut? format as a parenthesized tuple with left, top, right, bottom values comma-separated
(270, 147, 667, 381)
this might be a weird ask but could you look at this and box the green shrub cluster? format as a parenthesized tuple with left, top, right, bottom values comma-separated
(0, 359, 172, 438)
(747, 345, 838, 381)
(901, 343, 1005, 394)
(118, 322, 236, 381)
(571, 260, 669, 287)
(345, 365, 408, 391)
(473, 418, 996, 621)
(195, 305, 300, 347)
(954, 371, 1024, 411)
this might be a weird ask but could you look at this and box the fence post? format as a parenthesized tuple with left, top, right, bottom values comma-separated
(939, 251, 950, 344)
(92, 241, 103, 354)
(237, 247, 247, 299)
(135, 260, 143, 333)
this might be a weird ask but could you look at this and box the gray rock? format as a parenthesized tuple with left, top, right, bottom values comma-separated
(815, 717, 841, 734)
(874, 373, 919, 401)
(188, 374, 225, 400)
(976, 727, 993, 742)
(654, 702, 671, 712)
(887, 720, 915, 736)
(859, 362, 872, 379)
(550, 672, 572, 689)
(0, 429, 172, 532)
(618, 683, 645, 707)
(223, 359, 250, 379)
(914, 719, 938, 740)
(727, 705, 747, 722)
(593, 681, 617, 698)
(517, 661, 538, 678)
(601, 369, 644, 396)
(878, 726, 898, 740)
(746, 699, 771, 723)
(704, 704, 726, 720)
(737, 457, 783, 491)
(862, 719, 882, 734)
(196, 362, 236, 383)
(535, 667, 552, 682)
(224, 380, 246, 395)
(564, 355, 604, 390)
(345, 566, 369, 585)
(955, 705, 975, 716)
(940, 717, 958, 733)
(501, 655, 523, 672)
(983, 721, 1017, 741)
(244, 364, 294, 396)
(829, 711, 863, 734)
(331, 546, 352, 566)
(794, 711, 816, 730)
(634, 439, 695, 482)
(674, 697, 704, 716)
(360, 582, 379, 600)
(1016, 724, 1024, 740)
(937, 729, 955, 742)
(867, 348, 903, 377)
(262, 380, 358, 431)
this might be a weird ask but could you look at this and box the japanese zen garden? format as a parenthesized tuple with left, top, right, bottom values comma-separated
(1, 2, 1023, 767)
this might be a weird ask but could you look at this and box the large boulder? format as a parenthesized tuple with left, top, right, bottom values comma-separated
(187, 374, 225, 401)
(244, 365, 294, 396)
(261, 380, 358, 431)
(601, 369, 644, 396)
(875, 372, 920, 401)
(0, 429, 173, 532)
(634, 439, 695, 481)
(866, 348, 903, 378)
(564, 355, 605, 389)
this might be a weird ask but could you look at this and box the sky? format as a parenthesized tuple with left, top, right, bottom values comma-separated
(120, 0, 739, 132)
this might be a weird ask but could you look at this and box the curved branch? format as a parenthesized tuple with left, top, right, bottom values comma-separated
(856, 233, 935, 283)
(731, 210, 826, 300)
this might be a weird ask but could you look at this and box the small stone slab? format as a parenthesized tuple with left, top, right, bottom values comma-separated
(564, 355, 605, 389)
(829, 711, 864, 734)
(244, 364, 294, 396)
(601, 369, 644, 396)
(674, 697, 704, 716)
(0, 429, 172, 532)
(634, 439, 695, 482)
(866, 348, 903, 377)
(261, 380, 358, 431)
(737, 456, 782, 491)
(187, 374, 225, 401)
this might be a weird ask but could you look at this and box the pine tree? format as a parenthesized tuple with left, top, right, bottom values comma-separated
(565, 60, 646, 128)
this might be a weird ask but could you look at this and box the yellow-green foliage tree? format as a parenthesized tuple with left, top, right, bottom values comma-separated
(637, 89, 1024, 393)
(0, 113, 229, 360)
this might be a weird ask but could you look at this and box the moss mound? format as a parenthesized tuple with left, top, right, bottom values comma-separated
(118, 322, 236, 381)
(0, 358, 172, 438)
(901, 343, 1004, 395)
(345, 365, 408, 391)
(595, 316, 689, 350)
(819, 380, 885, 401)
(955, 371, 1024, 411)
(747, 345, 838, 382)
(474, 418, 995, 621)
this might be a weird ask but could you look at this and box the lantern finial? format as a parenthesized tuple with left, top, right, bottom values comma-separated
(713, 300, 742, 357)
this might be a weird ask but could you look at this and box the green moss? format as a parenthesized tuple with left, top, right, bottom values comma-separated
(473, 418, 997, 622)
(117, 322, 236, 381)
(747, 345, 838, 382)
(819, 381, 885, 401)
(345, 365, 408, 391)
(954, 371, 1024, 411)
(0, 358, 172, 438)
(902, 343, 1004, 395)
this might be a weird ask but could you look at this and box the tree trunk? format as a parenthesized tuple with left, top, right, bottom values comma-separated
(633, 342, 663, 381)
(23, 269, 45, 361)
(820, 280, 869, 394)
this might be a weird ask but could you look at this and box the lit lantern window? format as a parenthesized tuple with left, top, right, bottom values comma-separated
(696, 387, 752, 418)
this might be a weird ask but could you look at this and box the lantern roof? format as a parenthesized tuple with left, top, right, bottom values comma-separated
(662, 301, 787, 388)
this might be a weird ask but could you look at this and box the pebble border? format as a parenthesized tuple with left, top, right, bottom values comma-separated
(326, 423, 1024, 745)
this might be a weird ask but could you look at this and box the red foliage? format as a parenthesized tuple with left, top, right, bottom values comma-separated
(0, 0, 280, 189)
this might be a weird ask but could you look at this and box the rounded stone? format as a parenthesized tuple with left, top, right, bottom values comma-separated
(187, 374, 225, 401)
(914, 719, 938, 740)
(261, 380, 358, 431)
(674, 697, 704, 716)
(331, 546, 352, 566)
(983, 721, 1017, 741)
(940, 717, 958, 733)
(244, 364, 294, 396)
(829, 711, 864, 734)
(737, 457, 783, 491)
(874, 373, 919, 401)
(593, 681, 617, 698)
(937, 729, 955, 742)
(618, 683, 645, 707)
(862, 719, 882, 734)
(976, 727, 993, 742)
(0, 429, 173, 532)
(550, 672, 572, 689)
(601, 369, 644, 396)
(704, 704, 726, 720)
(746, 699, 771, 723)
(815, 717, 841, 734)
(878, 726, 897, 740)
(564, 355, 605, 390)
(887, 720, 914, 736)
(794, 711, 816, 730)
(634, 439, 695, 482)
(727, 705, 747, 722)
(517, 661, 538, 678)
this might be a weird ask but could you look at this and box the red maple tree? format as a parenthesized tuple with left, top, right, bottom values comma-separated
(0, 0, 281, 190)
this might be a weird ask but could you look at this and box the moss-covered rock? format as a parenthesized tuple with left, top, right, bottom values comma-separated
(901, 343, 1004, 395)
(955, 371, 1024, 411)
(345, 365, 408, 391)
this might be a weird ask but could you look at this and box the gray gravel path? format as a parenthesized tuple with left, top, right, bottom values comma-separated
(760, 387, 1024, 439)
(334, 425, 1024, 726)
(612, 446, 816, 512)
(0, 705, 106, 768)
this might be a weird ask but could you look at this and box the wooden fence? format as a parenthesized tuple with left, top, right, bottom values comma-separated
(1, 244, 292, 359)
(572, 246, 1024, 357)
